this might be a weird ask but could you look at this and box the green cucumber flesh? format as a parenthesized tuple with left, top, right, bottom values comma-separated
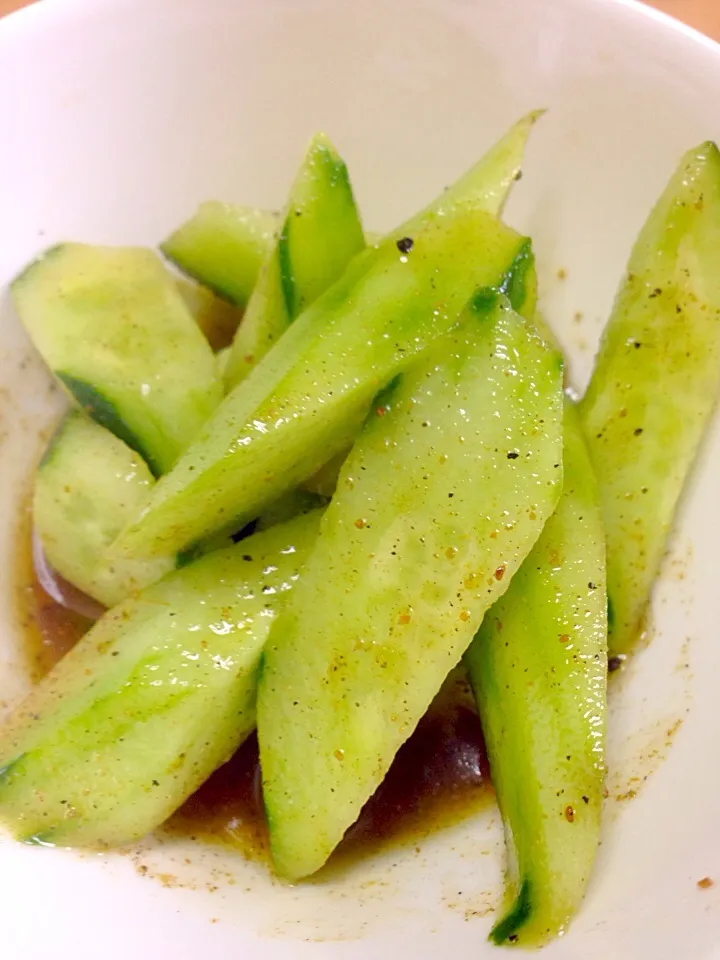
(113, 208, 532, 560)
(223, 253, 290, 388)
(277, 135, 365, 316)
(303, 224, 544, 504)
(395, 110, 543, 234)
(12, 244, 223, 476)
(224, 134, 365, 389)
(0, 511, 322, 849)
(159, 108, 540, 317)
(466, 401, 607, 947)
(161, 202, 277, 306)
(579, 141, 720, 656)
(257, 296, 564, 880)
(34, 412, 174, 608)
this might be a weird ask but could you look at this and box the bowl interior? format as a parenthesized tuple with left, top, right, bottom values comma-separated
(1, 0, 720, 957)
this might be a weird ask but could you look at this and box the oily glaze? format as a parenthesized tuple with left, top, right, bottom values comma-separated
(15, 518, 493, 864)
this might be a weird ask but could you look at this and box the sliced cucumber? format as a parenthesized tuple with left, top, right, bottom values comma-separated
(466, 401, 607, 947)
(223, 251, 289, 388)
(579, 141, 720, 656)
(257, 296, 564, 881)
(396, 109, 542, 232)
(224, 134, 365, 389)
(158, 109, 540, 314)
(161, 202, 277, 306)
(114, 208, 532, 560)
(0, 511, 322, 849)
(34, 412, 174, 608)
(12, 244, 223, 476)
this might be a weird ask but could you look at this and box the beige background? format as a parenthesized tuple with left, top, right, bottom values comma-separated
(650, 0, 720, 36)
(0, 0, 719, 38)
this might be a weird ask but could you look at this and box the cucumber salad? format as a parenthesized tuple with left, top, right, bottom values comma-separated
(3, 113, 720, 948)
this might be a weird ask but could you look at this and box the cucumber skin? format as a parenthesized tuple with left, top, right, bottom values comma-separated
(262, 231, 536, 497)
(224, 134, 365, 390)
(54, 374, 157, 475)
(12, 243, 223, 476)
(160, 109, 540, 313)
(161, 202, 277, 306)
(278, 139, 365, 319)
(579, 141, 720, 656)
(114, 209, 532, 561)
(34, 412, 174, 608)
(466, 401, 607, 947)
(276, 229, 541, 502)
(257, 298, 564, 881)
(114, 113, 542, 555)
(0, 511, 322, 849)
(276, 219, 296, 318)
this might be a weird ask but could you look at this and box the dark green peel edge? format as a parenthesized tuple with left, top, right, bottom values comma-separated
(607, 594, 615, 633)
(316, 142, 353, 193)
(490, 877, 533, 945)
(328, 156, 351, 191)
(469, 287, 499, 316)
(500, 240, 534, 313)
(11, 243, 66, 289)
(371, 374, 404, 415)
(277, 216, 296, 320)
(175, 545, 202, 569)
(55, 373, 160, 477)
(158, 242, 241, 306)
(38, 414, 73, 470)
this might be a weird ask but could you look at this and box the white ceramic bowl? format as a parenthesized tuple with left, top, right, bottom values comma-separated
(2, 0, 720, 957)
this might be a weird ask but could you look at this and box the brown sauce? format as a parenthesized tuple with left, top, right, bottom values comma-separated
(14, 500, 95, 681)
(14, 511, 494, 866)
(175, 277, 243, 352)
(165, 677, 492, 869)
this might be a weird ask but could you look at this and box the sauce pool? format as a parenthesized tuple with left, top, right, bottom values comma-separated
(165, 678, 493, 868)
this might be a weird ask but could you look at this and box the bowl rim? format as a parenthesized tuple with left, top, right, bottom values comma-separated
(0, 0, 719, 59)
(2, 1, 720, 958)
